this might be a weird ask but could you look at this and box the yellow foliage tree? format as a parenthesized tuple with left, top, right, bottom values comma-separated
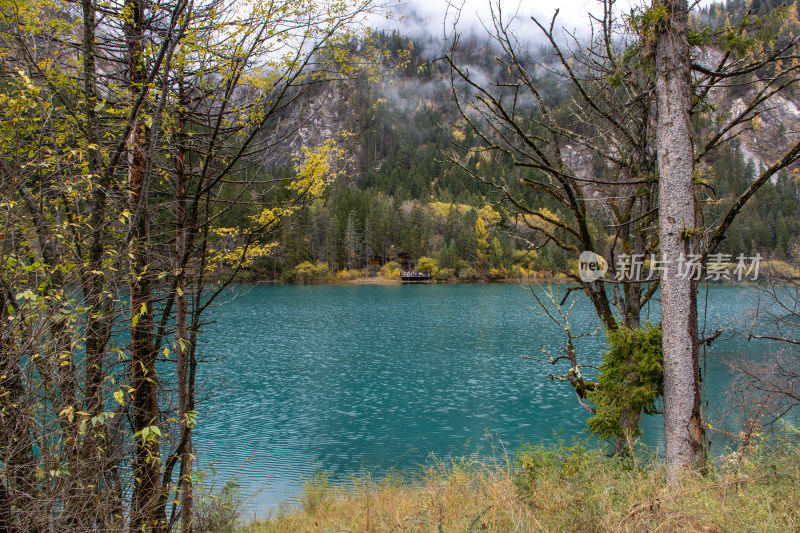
(0, 0, 384, 530)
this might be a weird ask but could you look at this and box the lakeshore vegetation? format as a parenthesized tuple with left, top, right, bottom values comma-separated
(237, 437, 800, 533)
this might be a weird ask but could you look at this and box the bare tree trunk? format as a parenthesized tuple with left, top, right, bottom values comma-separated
(654, 0, 705, 483)
(17, 184, 82, 528)
(612, 284, 644, 455)
(0, 337, 35, 532)
(126, 0, 162, 529)
(128, 119, 161, 532)
(0, 477, 11, 533)
(80, 0, 107, 421)
(175, 80, 193, 533)
(613, 407, 642, 455)
(79, 7, 115, 528)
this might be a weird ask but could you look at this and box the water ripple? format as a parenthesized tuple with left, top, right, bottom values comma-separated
(194, 283, 761, 514)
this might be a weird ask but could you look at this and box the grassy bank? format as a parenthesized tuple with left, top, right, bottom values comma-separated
(232, 438, 800, 532)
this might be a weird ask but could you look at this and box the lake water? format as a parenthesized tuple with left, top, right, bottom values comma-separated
(194, 283, 767, 515)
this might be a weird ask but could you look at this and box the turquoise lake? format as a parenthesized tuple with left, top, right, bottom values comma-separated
(194, 283, 766, 515)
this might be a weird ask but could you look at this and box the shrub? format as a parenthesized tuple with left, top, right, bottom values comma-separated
(416, 256, 437, 274)
(334, 269, 365, 281)
(313, 261, 331, 280)
(300, 470, 333, 513)
(192, 467, 247, 533)
(515, 439, 601, 496)
(457, 264, 477, 280)
(487, 266, 508, 280)
(434, 268, 455, 282)
(293, 261, 331, 283)
(587, 324, 663, 440)
(379, 261, 401, 278)
(508, 264, 524, 280)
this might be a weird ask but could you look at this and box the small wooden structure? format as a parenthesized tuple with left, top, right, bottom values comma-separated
(400, 271, 431, 283)
(396, 252, 416, 271)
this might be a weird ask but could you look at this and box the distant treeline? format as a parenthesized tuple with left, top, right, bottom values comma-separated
(216, 23, 800, 281)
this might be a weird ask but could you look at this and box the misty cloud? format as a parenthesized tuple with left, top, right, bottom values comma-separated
(372, 0, 605, 44)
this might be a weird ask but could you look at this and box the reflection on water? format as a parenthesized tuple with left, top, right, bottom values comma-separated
(194, 283, 765, 514)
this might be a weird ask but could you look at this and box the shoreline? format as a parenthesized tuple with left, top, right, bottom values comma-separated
(221, 259, 797, 287)
(220, 274, 771, 287)
(235, 276, 555, 286)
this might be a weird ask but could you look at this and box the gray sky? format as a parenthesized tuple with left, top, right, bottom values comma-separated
(375, 0, 715, 43)
(378, 0, 634, 41)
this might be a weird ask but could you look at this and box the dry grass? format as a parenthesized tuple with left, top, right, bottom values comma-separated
(233, 438, 800, 533)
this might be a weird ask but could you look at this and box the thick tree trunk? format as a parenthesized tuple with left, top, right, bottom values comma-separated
(653, 0, 706, 483)
(128, 127, 161, 531)
(128, 120, 161, 531)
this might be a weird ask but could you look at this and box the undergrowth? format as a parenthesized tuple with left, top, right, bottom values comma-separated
(229, 434, 800, 533)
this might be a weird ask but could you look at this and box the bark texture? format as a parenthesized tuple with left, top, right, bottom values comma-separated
(175, 83, 193, 533)
(653, 0, 706, 483)
(126, 0, 162, 528)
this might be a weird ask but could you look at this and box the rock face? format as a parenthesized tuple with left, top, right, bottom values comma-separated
(261, 81, 362, 180)
(261, 35, 800, 185)
(693, 46, 800, 176)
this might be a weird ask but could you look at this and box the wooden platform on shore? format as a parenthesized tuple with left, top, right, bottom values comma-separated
(400, 271, 431, 283)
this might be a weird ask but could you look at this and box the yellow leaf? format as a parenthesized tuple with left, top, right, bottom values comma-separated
(59, 406, 74, 423)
